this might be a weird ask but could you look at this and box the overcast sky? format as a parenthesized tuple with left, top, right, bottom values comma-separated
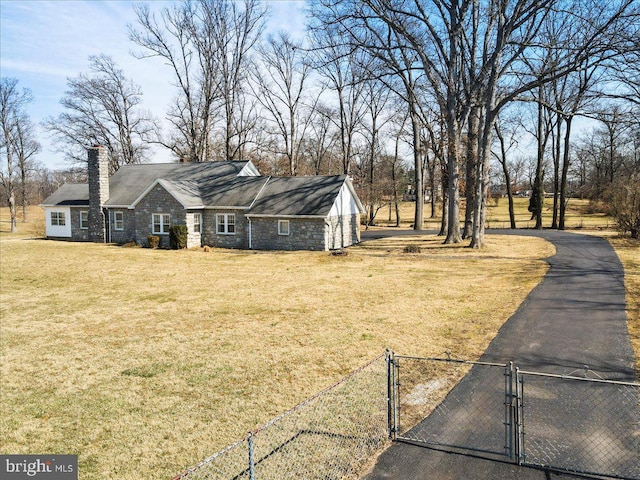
(0, 0, 308, 170)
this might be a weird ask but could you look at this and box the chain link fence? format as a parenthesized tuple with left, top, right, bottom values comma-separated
(173, 352, 639, 480)
(174, 353, 389, 480)
(517, 369, 640, 479)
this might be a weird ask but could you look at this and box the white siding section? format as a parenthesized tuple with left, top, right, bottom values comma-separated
(328, 183, 360, 217)
(238, 161, 260, 176)
(45, 207, 72, 238)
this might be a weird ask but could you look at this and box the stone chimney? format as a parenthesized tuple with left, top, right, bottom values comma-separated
(88, 145, 109, 242)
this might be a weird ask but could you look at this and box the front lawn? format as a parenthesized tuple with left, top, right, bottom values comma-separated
(1, 224, 553, 479)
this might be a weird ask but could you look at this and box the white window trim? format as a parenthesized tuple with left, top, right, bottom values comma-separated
(216, 213, 236, 235)
(51, 211, 66, 226)
(80, 211, 88, 229)
(278, 219, 290, 236)
(152, 213, 171, 235)
(114, 211, 124, 231)
(193, 212, 202, 234)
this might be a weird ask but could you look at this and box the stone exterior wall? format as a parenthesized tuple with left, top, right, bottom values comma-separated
(108, 209, 136, 244)
(87, 146, 109, 242)
(202, 209, 247, 249)
(134, 184, 186, 248)
(249, 217, 327, 251)
(326, 214, 360, 249)
(70, 207, 90, 241)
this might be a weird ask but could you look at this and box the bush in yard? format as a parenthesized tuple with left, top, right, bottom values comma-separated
(403, 244, 421, 253)
(169, 225, 188, 249)
(604, 175, 640, 239)
(147, 235, 160, 249)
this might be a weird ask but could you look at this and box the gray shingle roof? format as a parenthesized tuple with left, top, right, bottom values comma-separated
(41, 183, 89, 206)
(249, 176, 347, 216)
(40, 162, 356, 219)
(201, 175, 269, 207)
(106, 161, 252, 207)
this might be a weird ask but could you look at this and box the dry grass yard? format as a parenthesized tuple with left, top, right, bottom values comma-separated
(0, 204, 637, 480)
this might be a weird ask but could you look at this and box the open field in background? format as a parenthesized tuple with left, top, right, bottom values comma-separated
(372, 197, 614, 230)
(0, 206, 45, 238)
(1, 204, 637, 480)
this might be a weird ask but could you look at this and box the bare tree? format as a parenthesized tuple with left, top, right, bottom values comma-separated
(203, 0, 266, 160)
(252, 32, 313, 175)
(389, 111, 409, 226)
(14, 118, 40, 221)
(551, 67, 596, 229)
(492, 115, 520, 229)
(310, 6, 435, 230)
(43, 55, 154, 173)
(465, 0, 637, 246)
(0, 78, 37, 233)
(361, 76, 393, 225)
(302, 103, 340, 175)
(308, 21, 369, 175)
(130, 0, 266, 162)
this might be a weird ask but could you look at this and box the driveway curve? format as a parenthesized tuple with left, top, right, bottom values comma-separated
(361, 229, 637, 480)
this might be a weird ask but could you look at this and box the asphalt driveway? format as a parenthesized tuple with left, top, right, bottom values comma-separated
(361, 229, 638, 480)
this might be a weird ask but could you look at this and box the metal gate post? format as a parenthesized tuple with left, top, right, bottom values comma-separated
(505, 362, 514, 461)
(514, 367, 524, 465)
(386, 350, 397, 440)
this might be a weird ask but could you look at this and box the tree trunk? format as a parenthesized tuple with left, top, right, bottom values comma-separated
(439, 163, 449, 236)
(533, 87, 545, 229)
(463, 106, 479, 239)
(444, 113, 461, 243)
(469, 111, 491, 249)
(393, 133, 401, 227)
(21, 172, 28, 222)
(496, 122, 516, 229)
(551, 115, 562, 229)
(558, 116, 573, 230)
(9, 190, 17, 233)
(411, 108, 424, 230)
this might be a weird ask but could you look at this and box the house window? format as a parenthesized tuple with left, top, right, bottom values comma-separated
(278, 219, 290, 236)
(216, 213, 235, 235)
(51, 211, 66, 226)
(80, 211, 88, 229)
(152, 213, 171, 234)
(114, 211, 124, 231)
(193, 213, 202, 234)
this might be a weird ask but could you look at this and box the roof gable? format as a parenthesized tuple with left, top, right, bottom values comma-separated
(104, 161, 254, 207)
(132, 175, 270, 210)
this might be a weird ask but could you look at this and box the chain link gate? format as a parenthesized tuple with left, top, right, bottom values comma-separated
(387, 353, 640, 479)
(388, 355, 516, 461)
(515, 369, 640, 480)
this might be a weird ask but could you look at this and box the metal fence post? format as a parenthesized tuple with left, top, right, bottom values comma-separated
(393, 353, 399, 439)
(248, 432, 255, 480)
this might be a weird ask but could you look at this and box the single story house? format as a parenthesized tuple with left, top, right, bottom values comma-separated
(41, 146, 365, 251)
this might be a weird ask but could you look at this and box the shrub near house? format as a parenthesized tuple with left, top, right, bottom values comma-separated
(41, 146, 365, 251)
